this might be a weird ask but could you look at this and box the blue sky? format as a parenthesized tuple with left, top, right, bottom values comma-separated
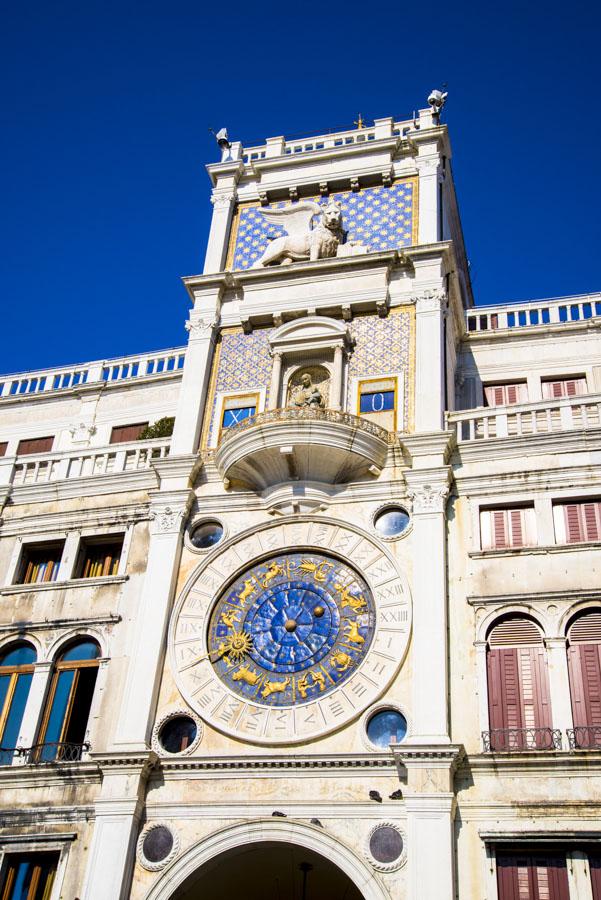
(1, 0, 598, 374)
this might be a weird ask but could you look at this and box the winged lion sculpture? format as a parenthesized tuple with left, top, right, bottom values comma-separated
(252, 199, 344, 267)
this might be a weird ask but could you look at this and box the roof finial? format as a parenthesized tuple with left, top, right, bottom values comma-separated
(353, 113, 365, 130)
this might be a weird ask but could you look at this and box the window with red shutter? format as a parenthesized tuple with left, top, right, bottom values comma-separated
(484, 382, 528, 407)
(590, 853, 601, 900)
(496, 852, 569, 900)
(16, 436, 54, 455)
(487, 617, 552, 749)
(0, 442, 7, 457)
(109, 423, 148, 444)
(541, 377, 587, 399)
(567, 611, 601, 746)
(480, 507, 537, 550)
(555, 501, 601, 544)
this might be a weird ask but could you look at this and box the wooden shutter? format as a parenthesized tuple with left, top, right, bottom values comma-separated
(567, 613, 601, 729)
(560, 502, 601, 543)
(484, 383, 528, 407)
(109, 423, 148, 444)
(497, 853, 569, 900)
(488, 618, 551, 736)
(542, 377, 586, 399)
(0, 442, 7, 457)
(16, 436, 54, 455)
(481, 509, 536, 550)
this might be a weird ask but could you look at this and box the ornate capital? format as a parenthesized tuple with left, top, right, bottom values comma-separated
(407, 481, 450, 515)
(415, 289, 448, 313)
(68, 422, 97, 444)
(185, 316, 217, 338)
(210, 192, 236, 209)
(150, 503, 188, 535)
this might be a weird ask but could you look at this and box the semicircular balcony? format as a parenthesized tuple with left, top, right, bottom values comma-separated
(213, 407, 391, 491)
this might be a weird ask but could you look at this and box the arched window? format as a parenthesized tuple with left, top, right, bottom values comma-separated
(486, 616, 553, 751)
(0, 642, 36, 766)
(34, 639, 100, 763)
(567, 610, 601, 749)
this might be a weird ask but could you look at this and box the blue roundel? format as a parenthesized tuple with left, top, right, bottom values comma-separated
(207, 552, 375, 707)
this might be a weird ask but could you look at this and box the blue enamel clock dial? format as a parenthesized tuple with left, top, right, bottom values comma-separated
(207, 552, 375, 707)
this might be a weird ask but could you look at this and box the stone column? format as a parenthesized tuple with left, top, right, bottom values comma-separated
(268, 352, 282, 409)
(414, 290, 447, 433)
(394, 745, 463, 900)
(112, 486, 193, 751)
(331, 346, 344, 410)
(546, 637, 574, 744)
(170, 309, 219, 456)
(81, 753, 156, 900)
(203, 192, 237, 274)
(15, 661, 52, 762)
(405, 468, 451, 743)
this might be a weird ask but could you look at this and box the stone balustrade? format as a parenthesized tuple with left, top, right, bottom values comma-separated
(1, 438, 170, 488)
(218, 406, 393, 446)
(465, 292, 601, 333)
(0, 347, 186, 399)
(448, 392, 601, 442)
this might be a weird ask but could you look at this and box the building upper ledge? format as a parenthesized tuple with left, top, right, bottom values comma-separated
(183, 243, 454, 298)
(206, 112, 450, 187)
(465, 291, 601, 337)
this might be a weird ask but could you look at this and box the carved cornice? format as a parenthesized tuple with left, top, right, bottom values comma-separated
(155, 753, 396, 773)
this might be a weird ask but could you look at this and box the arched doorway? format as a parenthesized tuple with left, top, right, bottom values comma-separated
(173, 842, 364, 900)
(143, 820, 388, 900)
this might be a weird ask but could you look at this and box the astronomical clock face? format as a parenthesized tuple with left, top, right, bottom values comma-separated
(170, 519, 411, 745)
(207, 553, 375, 708)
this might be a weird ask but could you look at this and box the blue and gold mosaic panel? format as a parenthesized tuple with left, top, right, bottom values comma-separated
(207, 552, 375, 707)
(347, 312, 413, 431)
(229, 180, 417, 271)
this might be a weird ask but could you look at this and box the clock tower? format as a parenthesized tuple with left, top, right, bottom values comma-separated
(83, 99, 470, 900)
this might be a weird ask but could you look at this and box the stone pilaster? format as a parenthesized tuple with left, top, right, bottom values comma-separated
(405, 464, 452, 743)
(414, 290, 448, 433)
(81, 752, 157, 900)
(393, 744, 464, 900)
(203, 191, 237, 274)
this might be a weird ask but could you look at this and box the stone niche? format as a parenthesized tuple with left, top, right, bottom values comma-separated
(268, 316, 352, 411)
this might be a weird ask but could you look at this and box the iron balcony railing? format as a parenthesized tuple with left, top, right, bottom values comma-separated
(482, 728, 563, 752)
(218, 406, 393, 446)
(567, 726, 601, 750)
(26, 741, 91, 764)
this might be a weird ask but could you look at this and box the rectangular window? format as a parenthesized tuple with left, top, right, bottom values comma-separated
(75, 536, 124, 579)
(109, 423, 148, 444)
(0, 851, 59, 900)
(553, 501, 601, 544)
(496, 852, 569, 900)
(0, 442, 7, 457)
(541, 377, 587, 399)
(480, 507, 537, 550)
(484, 382, 528, 407)
(16, 436, 54, 456)
(358, 377, 398, 431)
(222, 406, 256, 428)
(219, 393, 260, 436)
(16, 541, 65, 585)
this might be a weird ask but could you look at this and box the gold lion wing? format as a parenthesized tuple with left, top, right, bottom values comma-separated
(257, 201, 322, 238)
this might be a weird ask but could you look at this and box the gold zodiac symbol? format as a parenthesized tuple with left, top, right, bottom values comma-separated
(260, 677, 290, 699)
(311, 670, 326, 692)
(344, 620, 365, 644)
(262, 561, 285, 588)
(331, 651, 353, 672)
(220, 609, 241, 629)
(297, 560, 332, 583)
(297, 670, 326, 698)
(236, 578, 256, 605)
(334, 583, 367, 612)
(232, 664, 262, 686)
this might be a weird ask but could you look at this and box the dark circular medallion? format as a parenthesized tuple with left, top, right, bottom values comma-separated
(369, 826, 404, 864)
(143, 826, 174, 863)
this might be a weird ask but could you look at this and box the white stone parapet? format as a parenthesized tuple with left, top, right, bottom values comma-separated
(0, 346, 186, 399)
(465, 291, 601, 333)
(448, 391, 601, 441)
(4, 437, 170, 487)
(240, 116, 418, 165)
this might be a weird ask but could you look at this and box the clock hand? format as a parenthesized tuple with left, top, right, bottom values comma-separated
(195, 630, 254, 665)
